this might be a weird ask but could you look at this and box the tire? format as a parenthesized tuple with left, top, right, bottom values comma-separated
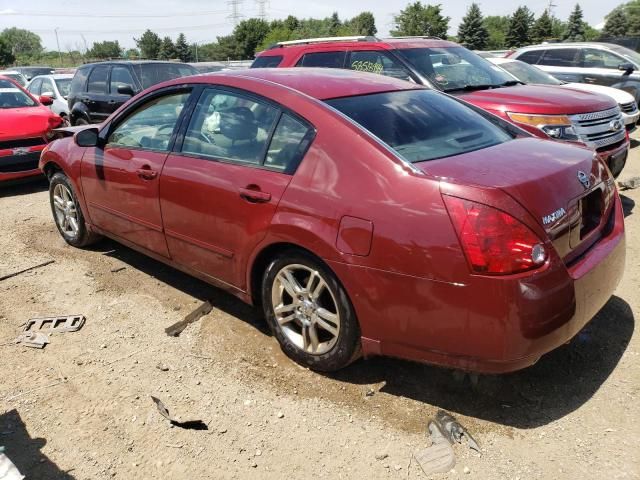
(49, 172, 101, 247)
(261, 249, 361, 372)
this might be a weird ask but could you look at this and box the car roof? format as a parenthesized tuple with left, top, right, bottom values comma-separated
(30, 74, 74, 80)
(172, 68, 425, 100)
(487, 57, 513, 64)
(258, 38, 459, 56)
(517, 42, 622, 50)
(79, 60, 193, 68)
(0, 70, 21, 74)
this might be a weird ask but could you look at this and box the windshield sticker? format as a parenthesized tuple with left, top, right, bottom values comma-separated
(351, 61, 384, 74)
(0, 88, 21, 93)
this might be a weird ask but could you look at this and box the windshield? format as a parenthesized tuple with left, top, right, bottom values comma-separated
(326, 89, 513, 163)
(2, 73, 26, 86)
(0, 79, 36, 108)
(397, 47, 515, 92)
(55, 78, 71, 97)
(133, 63, 199, 89)
(498, 60, 563, 85)
(609, 44, 640, 66)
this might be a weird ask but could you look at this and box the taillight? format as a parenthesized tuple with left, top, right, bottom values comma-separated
(443, 195, 547, 275)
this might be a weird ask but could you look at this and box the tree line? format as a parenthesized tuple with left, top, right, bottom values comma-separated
(0, 1, 637, 67)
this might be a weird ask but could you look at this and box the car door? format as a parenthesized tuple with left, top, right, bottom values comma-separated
(109, 65, 137, 114)
(160, 86, 314, 288)
(81, 87, 193, 257)
(85, 65, 112, 123)
(536, 48, 582, 82)
(581, 48, 633, 88)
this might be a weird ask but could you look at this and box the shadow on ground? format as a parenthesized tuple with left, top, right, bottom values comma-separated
(621, 194, 635, 218)
(0, 178, 48, 198)
(89, 239, 269, 335)
(84, 237, 633, 429)
(1, 409, 75, 479)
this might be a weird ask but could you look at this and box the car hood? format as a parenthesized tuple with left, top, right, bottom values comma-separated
(561, 83, 636, 104)
(0, 106, 57, 140)
(415, 137, 608, 244)
(458, 84, 617, 115)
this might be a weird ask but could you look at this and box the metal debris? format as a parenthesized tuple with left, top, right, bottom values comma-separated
(0, 448, 25, 480)
(414, 420, 455, 475)
(164, 300, 213, 337)
(618, 176, 640, 190)
(0, 260, 55, 282)
(150, 396, 208, 430)
(14, 332, 49, 349)
(23, 315, 85, 334)
(435, 410, 481, 453)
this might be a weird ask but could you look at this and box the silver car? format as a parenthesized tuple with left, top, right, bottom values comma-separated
(26, 74, 73, 125)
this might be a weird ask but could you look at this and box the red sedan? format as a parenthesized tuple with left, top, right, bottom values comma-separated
(40, 69, 626, 373)
(0, 77, 62, 183)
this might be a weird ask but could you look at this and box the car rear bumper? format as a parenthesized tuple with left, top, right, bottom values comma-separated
(329, 193, 626, 373)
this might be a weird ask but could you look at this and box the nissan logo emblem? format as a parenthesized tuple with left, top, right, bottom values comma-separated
(608, 120, 622, 132)
(577, 170, 590, 190)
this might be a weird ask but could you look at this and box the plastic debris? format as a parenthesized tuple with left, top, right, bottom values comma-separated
(14, 332, 49, 349)
(618, 176, 640, 190)
(0, 448, 25, 480)
(165, 301, 213, 337)
(414, 420, 455, 475)
(435, 410, 481, 453)
(150, 396, 208, 430)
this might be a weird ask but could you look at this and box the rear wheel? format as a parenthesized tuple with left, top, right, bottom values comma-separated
(262, 250, 361, 371)
(49, 172, 100, 247)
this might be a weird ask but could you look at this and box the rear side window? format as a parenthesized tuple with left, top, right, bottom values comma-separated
(326, 90, 513, 163)
(70, 67, 90, 94)
(515, 50, 543, 65)
(87, 66, 109, 94)
(348, 50, 412, 81)
(538, 49, 580, 67)
(251, 56, 283, 68)
(132, 63, 198, 90)
(296, 51, 347, 68)
(265, 114, 313, 173)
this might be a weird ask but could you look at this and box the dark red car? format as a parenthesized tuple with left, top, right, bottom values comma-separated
(253, 37, 630, 177)
(40, 69, 626, 373)
(0, 77, 62, 183)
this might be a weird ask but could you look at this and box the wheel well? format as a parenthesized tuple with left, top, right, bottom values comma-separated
(42, 162, 63, 180)
(249, 242, 326, 307)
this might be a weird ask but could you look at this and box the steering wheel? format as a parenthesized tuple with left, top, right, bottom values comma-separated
(199, 131, 216, 144)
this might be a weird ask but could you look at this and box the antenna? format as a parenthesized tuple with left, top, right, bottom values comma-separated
(255, 0, 268, 20)
(227, 0, 244, 26)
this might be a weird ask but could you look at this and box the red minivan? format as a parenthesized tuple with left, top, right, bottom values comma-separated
(253, 37, 630, 177)
(40, 69, 625, 374)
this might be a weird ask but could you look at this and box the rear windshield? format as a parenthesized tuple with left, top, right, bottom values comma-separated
(498, 60, 563, 85)
(326, 90, 513, 163)
(0, 79, 36, 108)
(132, 63, 199, 89)
(251, 55, 283, 68)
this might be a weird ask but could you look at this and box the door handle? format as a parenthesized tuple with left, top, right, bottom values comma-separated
(584, 76, 597, 82)
(239, 186, 271, 203)
(136, 166, 158, 180)
(107, 99, 116, 105)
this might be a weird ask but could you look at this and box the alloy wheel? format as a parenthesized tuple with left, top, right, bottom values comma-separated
(52, 183, 79, 237)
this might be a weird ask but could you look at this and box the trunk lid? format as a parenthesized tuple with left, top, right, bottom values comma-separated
(417, 137, 614, 261)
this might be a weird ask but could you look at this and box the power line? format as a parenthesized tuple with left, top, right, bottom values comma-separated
(26, 23, 230, 35)
(2, 9, 229, 18)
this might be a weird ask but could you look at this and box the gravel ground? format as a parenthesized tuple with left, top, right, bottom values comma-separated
(1, 133, 639, 480)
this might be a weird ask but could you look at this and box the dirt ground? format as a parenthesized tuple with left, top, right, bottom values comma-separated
(1, 134, 639, 480)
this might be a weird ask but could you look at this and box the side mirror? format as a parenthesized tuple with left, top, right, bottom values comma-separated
(75, 127, 100, 147)
(618, 62, 635, 73)
(39, 95, 53, 106)
(117, 84, 135, 96)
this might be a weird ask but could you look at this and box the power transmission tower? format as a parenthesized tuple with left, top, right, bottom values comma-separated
(256, 0, 268, 20)
(227, 0, 244, 26)
(547, 0, 557, 17)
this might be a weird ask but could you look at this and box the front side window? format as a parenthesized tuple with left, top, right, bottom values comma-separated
(251, 55, 283, 68)
(0, 79, 37, 108)
(348, 51, 413, 81)
(40, 79, 55, 96)
(538, 49, 579, 67)
(110, 66, 135, 94)
(583, 48, 625, 69)
(27, 78, 42, 95)
(182, 89, 279, 166)
(87, 66, 110, 94)
(107, 91, 190, 151)
(326, 89, 513, 163)
(296, 51, 347, 68)
(498, 60, 563, 85)
(55, 79, 71, 98)
(396, 47, 514, 92)
(132, 64, 198, 90)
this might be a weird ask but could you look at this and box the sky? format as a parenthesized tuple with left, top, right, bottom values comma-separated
(0, 0, 628, 52)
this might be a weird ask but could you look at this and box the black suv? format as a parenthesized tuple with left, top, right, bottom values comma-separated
(68, 61, 198, 125)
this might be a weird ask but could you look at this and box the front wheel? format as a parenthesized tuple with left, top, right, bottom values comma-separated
(262, 250, 361, 372)
(49, 172, 101, 247)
